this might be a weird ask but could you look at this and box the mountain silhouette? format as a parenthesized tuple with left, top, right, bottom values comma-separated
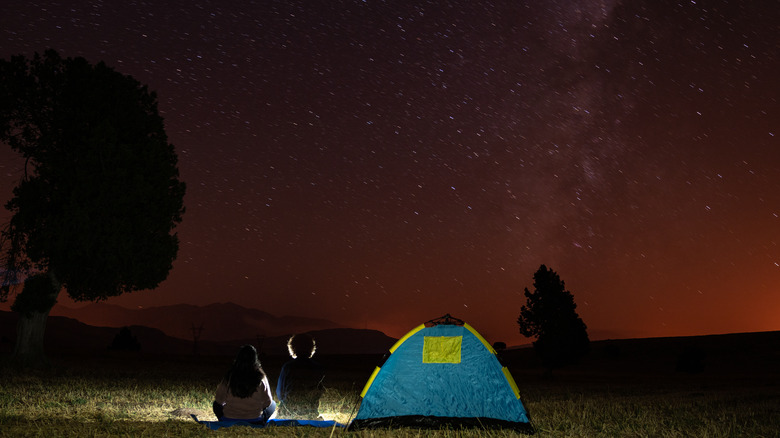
(49, 302, 343, 341)
(0, 310, 396, 356)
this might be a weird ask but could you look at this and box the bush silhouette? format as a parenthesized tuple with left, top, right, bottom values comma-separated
(109, 327, 141, 351)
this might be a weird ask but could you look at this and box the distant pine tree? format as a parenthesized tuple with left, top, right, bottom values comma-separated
(517, 265, 590, 371)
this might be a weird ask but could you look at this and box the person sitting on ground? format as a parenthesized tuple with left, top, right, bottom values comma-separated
(276, 334, 326, 419)
(213, 344, 276, 423)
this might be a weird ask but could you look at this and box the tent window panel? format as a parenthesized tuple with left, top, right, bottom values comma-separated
(422, 336, 462, 363)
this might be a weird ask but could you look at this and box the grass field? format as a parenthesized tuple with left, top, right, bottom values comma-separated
(1, 346, 779, 437)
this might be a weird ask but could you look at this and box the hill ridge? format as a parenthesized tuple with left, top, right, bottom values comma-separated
(49, 301, 343, 342)
(0, 310, 396, 356)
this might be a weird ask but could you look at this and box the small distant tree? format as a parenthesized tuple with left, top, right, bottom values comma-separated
(517, 264, 590, 371)
(109, 327, 141, 351)
(0, 50, 185, 368)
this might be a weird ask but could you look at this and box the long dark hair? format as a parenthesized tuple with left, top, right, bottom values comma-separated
(224, 344, 266, 398)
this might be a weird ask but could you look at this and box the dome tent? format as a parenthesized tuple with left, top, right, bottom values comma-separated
(349, 314, 534, 434)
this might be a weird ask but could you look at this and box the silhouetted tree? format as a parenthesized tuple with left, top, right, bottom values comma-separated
(109, 327, 141, 351)
(0, 50, 185, 368)
(492, 341, 507, 352)
(517, 264, 590, 371)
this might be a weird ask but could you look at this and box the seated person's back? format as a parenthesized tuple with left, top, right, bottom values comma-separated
(276, 334, 326, 419)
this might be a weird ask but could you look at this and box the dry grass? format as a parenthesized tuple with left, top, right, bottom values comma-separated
(1, 351, 778, 437)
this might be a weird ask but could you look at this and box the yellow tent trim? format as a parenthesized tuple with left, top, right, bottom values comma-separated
(360, 324, 426, 398)
(389, 324, 425, 353)
(463, 322, 520, 399)
(360, 366, 381, 398)
(502, 366, 521, 399)
(463, 323, 496, 354)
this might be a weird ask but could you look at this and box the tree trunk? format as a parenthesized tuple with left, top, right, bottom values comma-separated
(11, 273, 61, 369)
(13, 308, 54, 368)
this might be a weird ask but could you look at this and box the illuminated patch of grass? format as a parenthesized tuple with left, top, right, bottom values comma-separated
(1, 354, 778, 437)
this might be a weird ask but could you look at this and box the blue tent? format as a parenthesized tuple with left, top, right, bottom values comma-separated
(349, 315, 534, 433)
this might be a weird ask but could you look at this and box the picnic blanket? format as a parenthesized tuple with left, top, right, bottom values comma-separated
(191, 414, 346, 431)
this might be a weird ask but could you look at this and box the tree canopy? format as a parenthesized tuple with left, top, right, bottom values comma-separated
(0, 49, 185, 311)
(517, 264, 590, 370)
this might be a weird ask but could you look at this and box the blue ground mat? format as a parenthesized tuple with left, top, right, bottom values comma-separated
(191, 414, 347, 430)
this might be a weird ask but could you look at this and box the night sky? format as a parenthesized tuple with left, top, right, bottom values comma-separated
(1, 1, 778, 344)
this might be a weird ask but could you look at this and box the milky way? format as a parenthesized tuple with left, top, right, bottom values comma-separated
(1, 0, 778, 343)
